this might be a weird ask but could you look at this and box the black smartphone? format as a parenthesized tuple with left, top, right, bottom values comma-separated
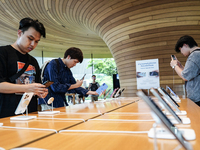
(112, 88, 119, 98)
(43, 80, 54, 88)
(161, 87, 180, 107)
(115, 88, 125, 98)
(81, 74, 86, 80)
(171, 55, 176, 60)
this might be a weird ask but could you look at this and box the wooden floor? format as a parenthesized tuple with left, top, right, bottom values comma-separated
(0, 97, 200, 150)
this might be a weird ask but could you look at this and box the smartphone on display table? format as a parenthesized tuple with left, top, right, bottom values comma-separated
(114, 88, 121, 98)
(160, 87, 180, 107)
(115, 88, 125, 98)
(137, 89, 193, 150)
(112, 88, 119, 98)
(104, 89, 111, 99)
(15, 92, 34, 115)
(166, 86, 178, 98)
(150, 88, 182, 124)
(110, 88, 117, 98)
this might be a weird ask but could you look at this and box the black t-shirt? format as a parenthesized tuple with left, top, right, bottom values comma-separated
(90, 82, 99, 91)
(0, 45, 41, 118)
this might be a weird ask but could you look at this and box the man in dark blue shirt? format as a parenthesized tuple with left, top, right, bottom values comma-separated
(38, 47, 98, 110)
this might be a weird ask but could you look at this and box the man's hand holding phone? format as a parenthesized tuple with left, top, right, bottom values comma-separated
(171, 55, 176, 60)
(170, 55, 178, 69)
(39, 80, 54, 98)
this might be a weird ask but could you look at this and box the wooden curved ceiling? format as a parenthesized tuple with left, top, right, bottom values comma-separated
(0, 0, 111, 58)
(0, 0, 200, 96)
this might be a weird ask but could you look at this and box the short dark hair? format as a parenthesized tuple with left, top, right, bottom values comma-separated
(64, 47, 83, 63)
(175, 35, 198, 53)
(19, 17, 46, 38)
(92, 75, 96, 77)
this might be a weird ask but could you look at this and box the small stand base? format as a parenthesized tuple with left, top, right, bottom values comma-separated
(169, 117, 191, 124)
(0, 123, 3, 126)
(148, 128, 196, 140)
(38, 111, 60, 115)
(10, 116, 37, 121)
(164, 110, 187, 116)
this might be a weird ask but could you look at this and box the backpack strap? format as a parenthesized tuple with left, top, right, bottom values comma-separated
(189, 48, 200, 55)
(40, 60, 51, 81)
(41, 59, 60, 82)
(9, 54, 31, 83)
(55, 59, 60, 73)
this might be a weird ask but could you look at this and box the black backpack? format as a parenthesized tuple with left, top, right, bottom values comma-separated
(90, 82, 98, 91)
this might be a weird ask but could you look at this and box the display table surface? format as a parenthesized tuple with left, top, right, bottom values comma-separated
(0, 97, 200, 150)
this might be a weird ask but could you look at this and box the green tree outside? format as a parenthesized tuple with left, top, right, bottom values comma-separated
(87, 58, 118, 99)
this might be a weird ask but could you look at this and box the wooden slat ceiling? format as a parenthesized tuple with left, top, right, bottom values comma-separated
(0, 0, 200, 96)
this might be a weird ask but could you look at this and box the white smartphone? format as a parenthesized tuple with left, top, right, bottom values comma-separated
(15, 92, 34, 115)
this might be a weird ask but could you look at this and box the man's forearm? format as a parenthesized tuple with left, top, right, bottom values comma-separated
(0, 82, 27, 93)
(68, 83, 79, 90)
(174, 66, 187, 81)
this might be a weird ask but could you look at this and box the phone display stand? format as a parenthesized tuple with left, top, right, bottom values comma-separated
(152, 124, 193, 150)
(171, 95, 181, 103)
(137, 90, 194, 150)
(151, 123, 192, 150)
(10, 92, 36, 121)
(148, 127, 196, 140)
(104, 89, 111, 100)
(164, 110, 187, 116)
(162, 96, 187, 115)
(169, 117, 191, 124)
(10, 115, 37, 121)
(114, 89, 121, 98)
(10, 104, 37, 121)
(38, 97, 60, 115)
(151, 88, 190, 125)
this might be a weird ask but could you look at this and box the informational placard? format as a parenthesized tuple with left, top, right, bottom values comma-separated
(136, 59, 160, 89)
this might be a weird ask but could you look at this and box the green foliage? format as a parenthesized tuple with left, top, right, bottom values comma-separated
(85, 58, 118, 100)
(87, 58, 118, 76)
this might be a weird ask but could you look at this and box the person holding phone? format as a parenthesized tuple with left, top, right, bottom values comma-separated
(170, 35, 200, 106)
(0, 17, 48, 118)
(88, 75, 100, 102)
(38, 47, 98, 110)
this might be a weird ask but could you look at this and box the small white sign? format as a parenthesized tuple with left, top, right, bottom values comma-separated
(136, 59, 160, 89)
